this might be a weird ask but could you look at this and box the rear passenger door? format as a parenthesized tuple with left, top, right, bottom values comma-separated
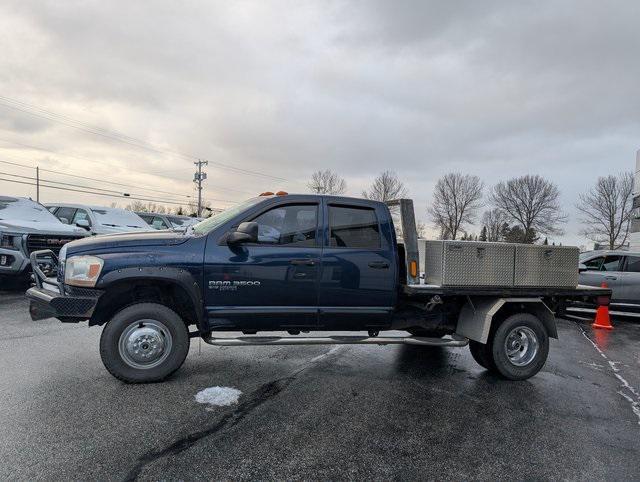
(318, 202, 396, 330)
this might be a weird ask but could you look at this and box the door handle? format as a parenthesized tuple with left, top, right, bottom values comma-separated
(290, 259, 317, 266)
(368, 261, 390, 269)
(605, 275, 617, 280)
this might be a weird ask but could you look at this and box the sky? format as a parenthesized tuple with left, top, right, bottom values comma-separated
(0, 0, 639, 247)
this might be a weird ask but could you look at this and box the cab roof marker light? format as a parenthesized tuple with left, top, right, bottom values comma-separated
(275, 191, 288, 196)
(259, 191, 274, 196)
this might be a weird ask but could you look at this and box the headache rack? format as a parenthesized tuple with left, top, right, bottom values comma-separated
(385, 198, 420, 286)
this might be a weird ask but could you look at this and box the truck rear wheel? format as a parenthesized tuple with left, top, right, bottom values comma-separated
(100, 303, 190, 383)
(489, 313, 549, 381)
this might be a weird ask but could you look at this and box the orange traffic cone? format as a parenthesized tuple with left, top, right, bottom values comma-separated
(592, 282, 613, 330)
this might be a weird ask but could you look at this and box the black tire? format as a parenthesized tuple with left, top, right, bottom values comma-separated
(100, 303, 190, 383)
(489, 313, 549, 381)
(469, 340, 496, 371)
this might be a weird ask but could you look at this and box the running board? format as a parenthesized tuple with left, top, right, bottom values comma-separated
(202, 334, 469, 347)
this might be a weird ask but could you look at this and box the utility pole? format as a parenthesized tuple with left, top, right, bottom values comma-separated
(36, 166, 40, 203)
(193, 159, 208, 217)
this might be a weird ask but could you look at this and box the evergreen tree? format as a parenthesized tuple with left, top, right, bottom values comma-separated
(479, 226, 488, 241)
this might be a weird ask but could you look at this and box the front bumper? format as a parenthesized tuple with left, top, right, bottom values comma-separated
(26, 285, 101, 321)
(26, 249, 101, 322)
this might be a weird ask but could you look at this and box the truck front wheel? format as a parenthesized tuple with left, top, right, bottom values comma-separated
(489, 313, 549, 381)
(99, 303, 190, 383)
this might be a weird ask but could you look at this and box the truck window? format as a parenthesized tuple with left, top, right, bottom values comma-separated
(329, 205, 380, 249)
(251, 204, 318, 246)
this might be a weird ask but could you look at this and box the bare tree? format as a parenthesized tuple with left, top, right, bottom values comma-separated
(481, 208, 509, 241)
(490, 175, 566, 243)
(126, 201, 169, 213)
(576, 172, 634, 249)
(126, 200, 147, 212)
(308, 170, 347, 195)
(362, 171, 408, 201)
(416, 221, 427, 238)
(428, 173, 483, 240)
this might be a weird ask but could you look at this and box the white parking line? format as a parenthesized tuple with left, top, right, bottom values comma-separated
(576, 323, 640, 425)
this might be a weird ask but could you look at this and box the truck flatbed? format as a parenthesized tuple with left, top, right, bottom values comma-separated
(403, 283, 610, 299)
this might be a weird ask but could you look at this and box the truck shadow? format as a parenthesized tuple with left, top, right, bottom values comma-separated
(393, 345, 456, 377)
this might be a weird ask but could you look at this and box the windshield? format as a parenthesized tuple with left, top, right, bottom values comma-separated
(0, 196, 61, 223)
(193, 197, 264, 235)
(92, 208, 150, 229)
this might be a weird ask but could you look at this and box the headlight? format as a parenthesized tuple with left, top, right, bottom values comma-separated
(0, 234, 20, 251)
(64, 255, 104, 287)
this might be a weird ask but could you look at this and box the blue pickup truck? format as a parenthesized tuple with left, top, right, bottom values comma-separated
(26, 194, 610, 383)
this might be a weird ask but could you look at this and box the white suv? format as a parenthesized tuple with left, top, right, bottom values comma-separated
(0, 196, 86, 283)
(47, 204, 153, 236)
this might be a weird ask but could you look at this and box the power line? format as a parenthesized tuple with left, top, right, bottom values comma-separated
(0, 170, 198, 203)
(0, 171, 236, 206)
(0, 159, 194, 201)
(0, 95, 291, 181)
(0, 137, 255, 195)
(0, 176, 191, 206)
(0, 158, 203, 201)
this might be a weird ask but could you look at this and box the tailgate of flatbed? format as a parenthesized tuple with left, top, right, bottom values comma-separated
(402, 284, 612, 299)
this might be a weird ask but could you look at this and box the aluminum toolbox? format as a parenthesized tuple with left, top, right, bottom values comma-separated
(514, 245, 579, 287)
(422, 240, 515, 287)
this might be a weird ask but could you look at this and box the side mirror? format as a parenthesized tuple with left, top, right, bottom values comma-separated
(227, 222, 258, 245)
(578, 263, 587, 273)
(75, 219, 90, 230)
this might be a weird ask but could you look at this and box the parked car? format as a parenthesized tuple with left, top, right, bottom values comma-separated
(578, 250, 640, 312)
(136, 212, 201, 232)
(47, 204, 153, 235)
(0, 196, 87, 283)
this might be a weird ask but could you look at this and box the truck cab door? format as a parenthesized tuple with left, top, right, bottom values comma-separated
(318, 202, 396, 330)
(203, 202, 321, 331)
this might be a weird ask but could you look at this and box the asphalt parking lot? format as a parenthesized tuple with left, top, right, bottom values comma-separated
(1, 289, 639, 481)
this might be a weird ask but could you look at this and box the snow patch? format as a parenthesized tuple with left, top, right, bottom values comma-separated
(195, 386, 242, 408)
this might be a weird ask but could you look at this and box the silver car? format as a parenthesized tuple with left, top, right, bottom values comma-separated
(579, 250, 640, 310)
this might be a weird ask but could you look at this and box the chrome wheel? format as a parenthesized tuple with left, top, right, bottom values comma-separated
(504, 326, 539, 367)
(118, 320, 173, 370)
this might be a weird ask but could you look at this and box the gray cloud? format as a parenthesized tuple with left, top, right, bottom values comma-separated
(0, 0, 638, 245)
